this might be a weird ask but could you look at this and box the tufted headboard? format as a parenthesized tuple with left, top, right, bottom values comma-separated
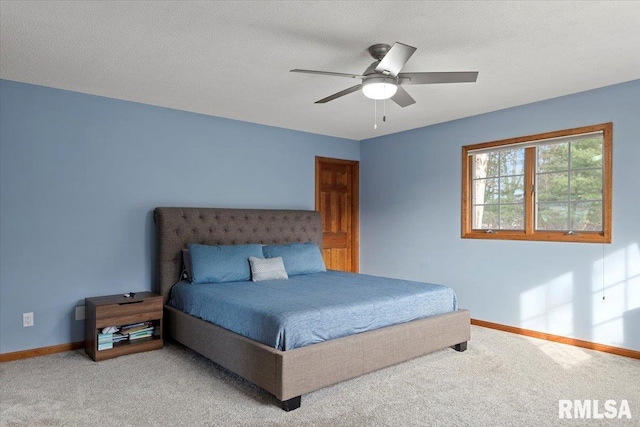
(153, 207, 323, 303)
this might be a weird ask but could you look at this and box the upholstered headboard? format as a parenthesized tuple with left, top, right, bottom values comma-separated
(154, 207, 323, 303)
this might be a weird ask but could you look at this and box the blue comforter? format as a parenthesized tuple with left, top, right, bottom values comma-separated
(168, 270, 458, 351)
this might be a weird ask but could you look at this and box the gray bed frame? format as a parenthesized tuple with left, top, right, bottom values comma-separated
(154, 207, 470, 411)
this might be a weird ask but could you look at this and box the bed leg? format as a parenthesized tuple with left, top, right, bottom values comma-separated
(281, 396, 301, 411)
(453, 341, 467, 352)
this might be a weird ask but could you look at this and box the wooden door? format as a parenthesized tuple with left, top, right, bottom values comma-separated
(315, 157, 359, 272)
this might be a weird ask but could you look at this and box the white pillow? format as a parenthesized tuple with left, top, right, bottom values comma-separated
(249, 256, 288, 282)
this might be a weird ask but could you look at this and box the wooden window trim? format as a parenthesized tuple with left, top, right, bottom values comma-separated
(461, 123, 612, 243)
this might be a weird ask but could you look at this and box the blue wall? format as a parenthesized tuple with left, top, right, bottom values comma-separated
(361, 80, 640, 352)
(0, 80, 359, 353)
(2, 78, 638, 355)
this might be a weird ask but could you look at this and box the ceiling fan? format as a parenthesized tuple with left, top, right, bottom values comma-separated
(291, 42, 478, 107)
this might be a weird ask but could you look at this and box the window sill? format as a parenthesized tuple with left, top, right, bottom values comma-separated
(462, 230, 610, 243)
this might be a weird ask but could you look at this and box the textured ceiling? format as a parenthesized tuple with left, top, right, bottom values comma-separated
(1, 1, 639, 140)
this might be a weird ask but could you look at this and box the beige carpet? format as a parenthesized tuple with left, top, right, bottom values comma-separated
(1, 326, 638, 426)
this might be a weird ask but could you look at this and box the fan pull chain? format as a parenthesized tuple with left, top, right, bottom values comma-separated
(374, 100, 377, 130)
(383, 98, 386, 122)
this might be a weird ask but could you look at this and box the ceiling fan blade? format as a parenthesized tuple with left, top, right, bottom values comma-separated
(291, 69, 364, 79)
(391, 85, 416, 108)
(398, 71, 479, 85)
(315, 84, 363, 104)
(375, 42, 417, 77)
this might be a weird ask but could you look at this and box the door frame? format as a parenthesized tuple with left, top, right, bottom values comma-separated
(315, 156, 359, 272)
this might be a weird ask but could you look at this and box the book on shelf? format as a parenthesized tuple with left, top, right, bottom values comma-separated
(98, 341, 113, 351)
(120, 321, 153, 335)
(98, 333, 113, 343)
(129, 327, 154, 337)
(121, 321, 145, 328)
(129, 332, 153, 340)
(112, 333, 128, 343)
(125, 326, 154, 335)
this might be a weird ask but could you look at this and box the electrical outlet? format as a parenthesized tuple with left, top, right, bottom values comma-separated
(75, 306, 85, 320)
(23, 312, 34, 327)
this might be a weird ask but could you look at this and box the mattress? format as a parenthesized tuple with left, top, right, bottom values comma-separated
(168, 270, 458, 351)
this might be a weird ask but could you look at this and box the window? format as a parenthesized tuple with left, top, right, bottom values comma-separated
(462, 123, 612, 243)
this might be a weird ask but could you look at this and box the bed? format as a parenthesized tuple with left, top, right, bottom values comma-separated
(154, 207, 470, 411)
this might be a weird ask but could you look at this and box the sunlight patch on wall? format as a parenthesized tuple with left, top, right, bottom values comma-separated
(626, 244, 640, 310)
(591, 243, 640, 346)
(520, 272, 573, 336)
(592, 280, 626, 324)
(592, 318, 624, 345)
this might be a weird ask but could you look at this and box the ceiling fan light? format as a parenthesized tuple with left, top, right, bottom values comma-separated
(362, 78, 398, 100)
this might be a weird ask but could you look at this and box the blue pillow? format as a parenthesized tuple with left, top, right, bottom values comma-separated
(262, 242, 326, 276)
(188, 243, 263, 284)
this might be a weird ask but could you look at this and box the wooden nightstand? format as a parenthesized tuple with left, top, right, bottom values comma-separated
(85, 292, 163, 361)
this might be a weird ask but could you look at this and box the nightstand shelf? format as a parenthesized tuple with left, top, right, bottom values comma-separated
(85, 292, 163, 361)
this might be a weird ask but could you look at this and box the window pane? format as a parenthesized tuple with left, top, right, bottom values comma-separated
(537, 203, 569, 230)
(500, 149, 524, 176)
(473, 152, 499, 179)
(500, 204, 524, 230)
(571, 138, 603, 169)
(473, 153, 487, 179)
(473, 205, 499, 229)
(570, 170, 602, 201)
(537, 143, 568, 173)
(571, 201, 602, 231)
(536, 172, 568, 202)
(474, 178, 499, 204)
(486, 152, 500, 178)
(500, 175, 524, 203)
